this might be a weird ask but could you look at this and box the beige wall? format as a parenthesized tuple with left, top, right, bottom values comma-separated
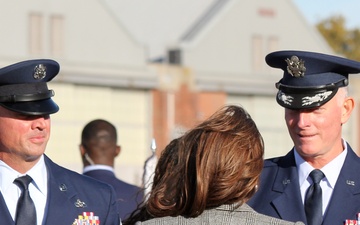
(45, 82, 153, 186)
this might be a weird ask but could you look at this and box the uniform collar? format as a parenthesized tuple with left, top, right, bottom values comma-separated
(83, 164, 114, 174)
(295, 139, 347, 189)
(0, 154, 47, 196)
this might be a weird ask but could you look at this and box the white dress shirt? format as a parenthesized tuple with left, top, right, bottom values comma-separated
(295, 139, 347, 216)
(0, 155, 48, 225)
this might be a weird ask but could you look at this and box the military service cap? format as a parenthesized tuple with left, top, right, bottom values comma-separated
(266, 50, 360, 109)
(0, 59, 60, 115)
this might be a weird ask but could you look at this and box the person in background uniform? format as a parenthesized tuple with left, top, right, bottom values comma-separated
(247, 50, 360, 225)
(124, 105, 304, 225)
(0, 59, 119, 225)
(80, 119, 143, 221)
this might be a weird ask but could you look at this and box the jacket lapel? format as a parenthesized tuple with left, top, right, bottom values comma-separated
(0, 192, 14, 225)
(271, 150, 307, 223)
(42, 156, 83, 225)
(322, 147, 360, 224)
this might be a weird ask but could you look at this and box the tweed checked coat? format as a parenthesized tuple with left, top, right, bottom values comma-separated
(135, 203, 304, 225)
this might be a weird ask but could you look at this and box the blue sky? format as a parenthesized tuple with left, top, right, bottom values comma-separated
(292, 0, 360, 29)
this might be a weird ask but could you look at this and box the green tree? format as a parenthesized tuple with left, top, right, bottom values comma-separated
(317, 15, 360, 61)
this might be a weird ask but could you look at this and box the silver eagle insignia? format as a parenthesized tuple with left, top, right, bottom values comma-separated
(33, 64, 47, 80)
(285, 56, 306, 77)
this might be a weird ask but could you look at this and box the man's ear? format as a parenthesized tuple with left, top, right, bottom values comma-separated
(341, 97, 355, 124)
(115, 145, 121, 157)
(80, 144, 87, 156)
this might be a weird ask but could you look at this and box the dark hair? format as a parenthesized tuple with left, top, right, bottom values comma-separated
(81, 119, 117, 152)
(124, 105, 264, 224)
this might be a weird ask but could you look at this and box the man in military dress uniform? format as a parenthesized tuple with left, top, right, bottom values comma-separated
(248, 50, 360, 225)
(0, 59, 120, 225)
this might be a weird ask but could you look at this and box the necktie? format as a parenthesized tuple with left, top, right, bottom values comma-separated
(13, 175, 37, 225)
(305, 169, 325, 225)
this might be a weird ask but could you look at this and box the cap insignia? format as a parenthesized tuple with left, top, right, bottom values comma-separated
(33, 64, 47, 80)
(278, 91, 293, 105)
(285, 56, 306, 77)
(302, 91, 332, 106)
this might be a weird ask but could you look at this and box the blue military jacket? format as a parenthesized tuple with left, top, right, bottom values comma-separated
(84, 169, 143, 220)
(0, 155, 120, 225)
(248, 144, 360, 225)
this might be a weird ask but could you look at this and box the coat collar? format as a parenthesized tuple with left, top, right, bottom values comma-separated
(0, 193, 14, 224)
(322, 145, 360, 223)
(269, 150, 307, 222)
(42, 155, 87, 225)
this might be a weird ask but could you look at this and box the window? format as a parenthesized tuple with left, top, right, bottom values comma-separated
(50, 15, 64, 56)
(252, 35, 263, 72)
(29, 13, 43, 55)
(267, 36, 279, 74)
(267, 36, 279, 54)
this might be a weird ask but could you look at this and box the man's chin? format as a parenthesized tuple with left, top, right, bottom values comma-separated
(24, 151, 45, 162)
(295, 146, 318, 157)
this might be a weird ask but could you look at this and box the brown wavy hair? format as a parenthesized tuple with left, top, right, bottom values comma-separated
(124, 105, 264, 224)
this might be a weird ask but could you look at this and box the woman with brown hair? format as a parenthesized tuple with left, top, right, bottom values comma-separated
(124, 105, 303, 225)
